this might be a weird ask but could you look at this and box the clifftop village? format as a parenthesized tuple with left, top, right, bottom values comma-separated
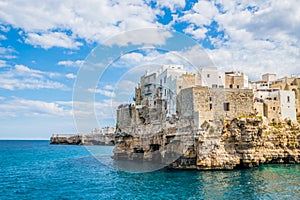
(51, 65, 300, 169)
(117, 65, 299, 131)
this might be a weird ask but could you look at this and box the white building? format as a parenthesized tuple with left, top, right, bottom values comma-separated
(254, 89, 296, 121)
(138, 65, 189, 116)
(140, 71, 157, 107)
(197, 67, 225, 88)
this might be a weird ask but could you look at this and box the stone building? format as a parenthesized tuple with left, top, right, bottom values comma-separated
(254, 89, 296, 122)
(270, 77, 300, 116)
(225, 71, 249, 89)
(177, 87, 254, 129)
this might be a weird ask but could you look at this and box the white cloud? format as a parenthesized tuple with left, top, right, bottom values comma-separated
(0, 34, 6, 40)
(25, 32, 82, 49)
(0, 60, 7, 67)
(14, 64, 59, 78)
(175, 0, 300, 80)
(103, 28, 172, 47)
(183, 24, 207, 39)
(57, 60, 84, 67)
(66, 73, 76, 79)
(0, 98, 72, 117)
(88, 88, 115, 98)
(0, 64, 67, 90)
(0, 25, 10, 32)
(0, 0, 162, 48)
(153, 0, 185, 11)
(0, 46, 17, 59)
(181, 1, 218, 26)
(103, 85, 114, 90)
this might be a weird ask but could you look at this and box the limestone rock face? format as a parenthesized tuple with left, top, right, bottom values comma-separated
(113, 118, 300, 170)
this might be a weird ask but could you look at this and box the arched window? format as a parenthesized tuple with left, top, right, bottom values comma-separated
(292, 89, 298, 100)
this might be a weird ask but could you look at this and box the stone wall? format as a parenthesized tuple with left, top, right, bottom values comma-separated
(177, 87, 254, 128)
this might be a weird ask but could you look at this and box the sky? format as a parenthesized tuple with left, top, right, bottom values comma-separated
(0, 0, 300, 139)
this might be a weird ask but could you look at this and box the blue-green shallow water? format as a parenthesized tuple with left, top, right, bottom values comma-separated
(0, 140, 299, 200)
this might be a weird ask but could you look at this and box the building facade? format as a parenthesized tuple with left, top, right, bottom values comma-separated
(225, 71, 249, 89)
(270, 77, 300, 117)
(197, 67, 225, 88)
(177, 87, 254, 129)
(254, 89, 296, 122)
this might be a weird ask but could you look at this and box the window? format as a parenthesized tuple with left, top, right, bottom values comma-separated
(209, 97, 212, 101)
(207, 74, 210, 78)
(164, 89, 166, 96)
(160, 79, 162, 86)
(224, 103, 230, 111)
(229, 84, 233, 88)
(209, 103, 213, 110)
(237, 85, 239, 89)
(273, 107, 275, 111)
(212, 84, 218, 88)
(287, 96, 290, 103)
(273, 97, 277, 100)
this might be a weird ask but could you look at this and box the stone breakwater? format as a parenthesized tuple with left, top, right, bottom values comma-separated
(50, 133, 115, 146)
(113, 118, 300, 170)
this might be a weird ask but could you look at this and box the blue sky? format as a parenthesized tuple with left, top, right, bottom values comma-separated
(0, 0, 300, 139)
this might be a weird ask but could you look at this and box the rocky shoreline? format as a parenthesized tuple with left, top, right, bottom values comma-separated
(50, 133, 115, 146)
(113, 117, 300, 170)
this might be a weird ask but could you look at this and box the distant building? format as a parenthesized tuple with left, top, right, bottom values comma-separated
(91, 126, 116, 135)
(254, 89, 296, 122)
(252, 80, 270, 90)
(262, 73, 277, 83)
(197, 67, 225, 88)
(270, 77, 300, 117)
(225, 71, 249, 89)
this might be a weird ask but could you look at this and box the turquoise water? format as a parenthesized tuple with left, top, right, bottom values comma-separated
(0, 140, 299, 200)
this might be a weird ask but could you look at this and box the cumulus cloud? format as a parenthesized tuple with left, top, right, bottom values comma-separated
(153, 0, 185, 11)
(0, 0, 299, 80)
(0, 0, 163, 48)
(25, 32, 82, 49)
(176, 0, 300, 80)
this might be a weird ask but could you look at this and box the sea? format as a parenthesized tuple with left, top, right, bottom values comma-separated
(0, 140, 299, 200)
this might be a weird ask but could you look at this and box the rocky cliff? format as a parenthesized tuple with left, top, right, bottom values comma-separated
(50, 133, 115, 145)
(113, 117, 300, 170)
